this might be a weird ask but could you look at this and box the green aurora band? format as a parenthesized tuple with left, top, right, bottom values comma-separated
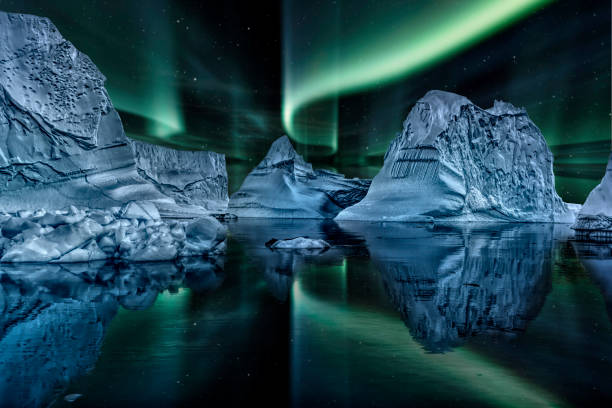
(282, 0, 553, 153)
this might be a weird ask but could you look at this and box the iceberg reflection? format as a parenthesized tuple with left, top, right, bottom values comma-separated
(339, 222, 554, 351)
(573, 241, 612, 324)
(0, 257, 224, 408)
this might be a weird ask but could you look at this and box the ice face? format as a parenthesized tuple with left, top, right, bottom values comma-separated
(0, 12, 165, 211)
(572, 153, 612, 240)
(229, 136, 371, 218)
(0, 12, 228, 218)
(0, 204, 226, 263)
(131, 140, 229, 216)
(266, 236, 331, 250)
(336, 90, 575, 223)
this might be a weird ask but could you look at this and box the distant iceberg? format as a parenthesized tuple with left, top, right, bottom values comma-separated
(229, 136, 370, 218)
(336, 91, 577, 223)
(572, 153, 612, 241)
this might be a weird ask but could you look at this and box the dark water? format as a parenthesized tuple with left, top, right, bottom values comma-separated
(0, 220, 611, 407)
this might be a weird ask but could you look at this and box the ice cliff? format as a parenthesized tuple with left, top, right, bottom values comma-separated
(0, 12, 228, 218)
(229, 136, 371, 218)
(131, 140, 229, 217)
(336, 90, 575, 223)
(572, 153, 612, 241)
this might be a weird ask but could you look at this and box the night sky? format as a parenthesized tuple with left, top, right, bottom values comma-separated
(0, 0, 609, 200)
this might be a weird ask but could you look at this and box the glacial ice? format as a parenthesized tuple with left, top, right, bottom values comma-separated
(266, 237, 331, 250)
(336, 90, 576, 223)
(572, 153, 612, 241)
(131, 140, 229, 217)
(229, 136, 371, 218)
(0, 12, 228, 218)
(0, 204, 226, 263)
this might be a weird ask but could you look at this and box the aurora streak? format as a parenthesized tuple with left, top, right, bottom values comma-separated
(282, 0, 553, 153)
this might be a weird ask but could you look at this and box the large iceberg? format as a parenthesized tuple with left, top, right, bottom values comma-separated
(336, 91, 576, 223)
(572, 153, 612, 241)
(0, 12, 228, 218)
(131, 140, 229, 217)
(229, 136, 371, 218)
(0, 203, 226, 263)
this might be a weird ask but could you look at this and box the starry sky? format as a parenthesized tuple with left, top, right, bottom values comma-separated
(0, 0, 610, 200)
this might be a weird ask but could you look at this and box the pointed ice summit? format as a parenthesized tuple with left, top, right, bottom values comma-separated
(572, 153, 612, 241)
(336, 90, 576, 223)
(229, 136, 371, 218)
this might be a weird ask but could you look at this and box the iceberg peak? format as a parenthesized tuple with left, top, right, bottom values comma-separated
(229, 136, 371, 218)
(573, 153, 612, 240)
(337, 90, 575, 223)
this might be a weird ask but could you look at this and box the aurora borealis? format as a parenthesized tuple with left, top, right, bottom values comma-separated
(282, 0, 553, 152)
(0, 0, 609, 201)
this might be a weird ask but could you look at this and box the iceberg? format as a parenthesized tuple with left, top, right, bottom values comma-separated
(131, 140, 229, 217)
(336, 90, 575, 223)
(0, 204, 226, 263)
(265, 237, 331, 250)
(229, 136, 371, 218)
(0, 12, 228, 218)
(572, 153, 612, 241)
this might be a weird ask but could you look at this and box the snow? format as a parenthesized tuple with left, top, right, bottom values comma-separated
(572, 153, 612, 240)
(0, 204, 226, 263)
(229, 136, 370, 218)
(336, 90, 576, 223)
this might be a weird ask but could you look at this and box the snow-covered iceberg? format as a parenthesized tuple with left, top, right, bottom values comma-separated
(572, 153, 612, 241)
(131, 140, 229, 217)
(336, 91, 575, 223)
(0, 204, 226, 263)
(0, 12, 228, 218)
(229, 136, 371, 218)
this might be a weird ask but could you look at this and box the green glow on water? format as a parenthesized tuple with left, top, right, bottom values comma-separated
(283, 0, 552, 153)
(291, 279, 567, 408)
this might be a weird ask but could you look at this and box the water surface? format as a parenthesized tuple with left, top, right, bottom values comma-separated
(0, 220, 611, 407)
